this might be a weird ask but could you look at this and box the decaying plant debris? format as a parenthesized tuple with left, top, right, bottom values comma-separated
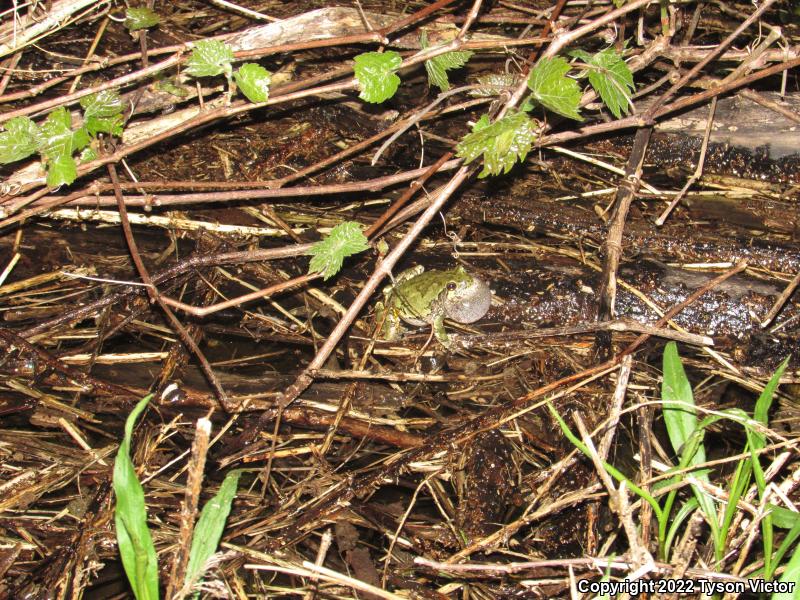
(1, 0, 800, 598)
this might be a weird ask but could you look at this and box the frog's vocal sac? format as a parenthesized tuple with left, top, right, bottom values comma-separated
(375, 265, 492, 348)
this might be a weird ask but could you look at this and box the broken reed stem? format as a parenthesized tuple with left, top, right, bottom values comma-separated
(598, 354, 632, 460)
(302, 529, 333, 600)
(165, 417, 212, 600)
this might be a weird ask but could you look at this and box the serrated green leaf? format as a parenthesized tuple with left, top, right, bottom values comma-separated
(456, 111, 535, 178)
(307, 222, 369, 280)
(72, 126, 90, 151)
(114, 395, 159, 600)
(421, 32, 472, 92)
(353, 51, 402, 104)
(39, 107, 74, 160)
(425, 57, 450, 92)
(185, 40, 234, 78)
(0, 116, 40, 164)
(184, 469, 242, 596)
(579, 47, 634, 119)
(80, 90, 123, 119)
(125, 7, 161, 32)
(79, 146, 98, 163)
(46, 152, 78, 187)
(569, 49, 593, 65)
(471, 114, 491, 132)
(526, 56, 583, 121)
(233, 63, 272, 103)
(86, 115, 124, 137)
(469, 73, 517, 97)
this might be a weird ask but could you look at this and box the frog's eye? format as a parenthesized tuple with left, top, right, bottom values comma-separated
(446, 282, 457, 291)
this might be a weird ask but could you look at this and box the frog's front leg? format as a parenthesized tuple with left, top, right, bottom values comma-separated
(432, 314, 453, 349)
(375, 301, 404, 341)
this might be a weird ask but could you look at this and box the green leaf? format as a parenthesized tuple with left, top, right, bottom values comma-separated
(233, 63, 272, 103)
(80, 90, 125, 138)
(72, 126, 90, 151)
(421, 31, 472, 92)
(547, 402, 663, 521)
(574, 47, 634, 119)
(46, 153, 78, 187)
(39, 107, 75, 160)
(113, 395, 159, 600)
(353, 51, 402, 104)
(184, 470, 242, 595)
(185, 40, 234, 78)
(79, 146, 98, 163)
(86, 115, 124, 137)
(0, 116, 40, 164)
(456, 111, 535, 178)
(526, 56, 583, 121)
(307, 222, 370, 280)
(81, 90, 123, 119)
(754, 356, 789, 426)
(664, 499, 699, 556)
(662, 342, 697, 454)
(773, 541, 800, 600)
(661, 342, 719, 554)
(125, 7, 161, 32)
(770, 505, 800, 530)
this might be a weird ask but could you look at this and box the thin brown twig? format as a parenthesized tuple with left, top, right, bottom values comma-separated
(643, 0, 781, 120)
(108, 163, 230, 405)
(761, 270, 800, 328)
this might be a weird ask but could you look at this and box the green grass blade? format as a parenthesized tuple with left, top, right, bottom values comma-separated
(754, 357, 790, 426)
(547, 403, 662, 520)
(721, 457, 752, 546)
(664, 498, 699, 558)
(184, 469, 242, 594)
(114, 394, 159, 600)
(747, 357, 790, 578)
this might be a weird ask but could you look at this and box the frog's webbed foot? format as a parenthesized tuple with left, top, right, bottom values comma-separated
(432, 315, 454, 350)
(375, 301, 403, 341)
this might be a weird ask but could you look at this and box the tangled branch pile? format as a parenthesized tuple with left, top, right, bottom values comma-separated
(1, 0, 799, 598)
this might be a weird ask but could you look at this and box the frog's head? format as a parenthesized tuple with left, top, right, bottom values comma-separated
(442, 266, 492, 324)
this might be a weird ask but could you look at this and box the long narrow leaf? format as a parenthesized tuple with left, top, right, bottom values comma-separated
(662, 343, 720, 556)
(772, 538, 800, 600)
(184, 469, 242, 593)
(664, 498, 699, 558)
(114, 395, 159, 600)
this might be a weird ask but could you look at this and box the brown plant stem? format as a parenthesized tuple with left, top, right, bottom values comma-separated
(108, 163, 230, 406)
